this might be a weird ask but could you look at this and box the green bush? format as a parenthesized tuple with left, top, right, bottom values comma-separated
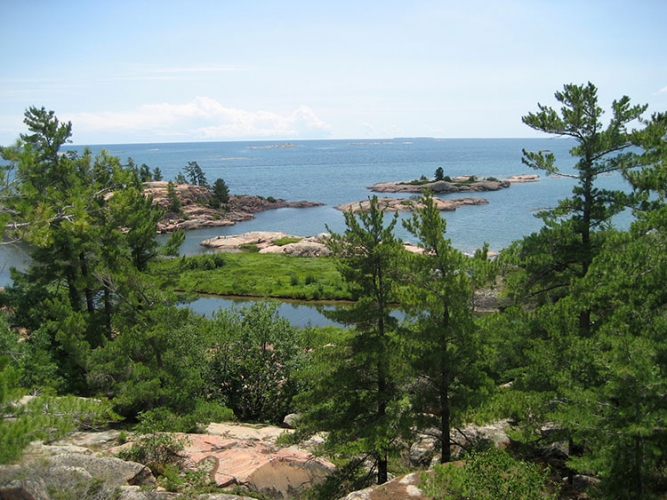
(118, 428, 187, 477)
(305, 274, 317, 285)
(204, 302, 305, 423)
(180, 253, 226, 271)
(421, 446, 559, 500)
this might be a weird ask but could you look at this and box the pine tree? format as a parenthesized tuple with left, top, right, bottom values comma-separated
(297, 196, 405, 485)
(497, 84, 663, 494)
(2, 108, 166, 393)
(183, 161, 207, 186)
(401, 192, 491, 463)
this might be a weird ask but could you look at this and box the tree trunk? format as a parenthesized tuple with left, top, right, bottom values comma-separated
(79, 252, 95, 314)
(377, 454, 388, 485)
(441, 377, 451, 463)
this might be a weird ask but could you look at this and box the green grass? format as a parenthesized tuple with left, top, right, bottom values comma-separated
(151, 253, 351, 301)
(273, 236, 303, 246)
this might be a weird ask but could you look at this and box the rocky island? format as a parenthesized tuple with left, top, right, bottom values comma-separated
(331, 174, 539, 214)
(201, 231, 332, 257)
(143, 181, 323, 233)
(335, 196, 489, 213)
(369, 173, 539, 194)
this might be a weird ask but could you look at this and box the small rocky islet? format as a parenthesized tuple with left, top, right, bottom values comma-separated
(143, 181, 323, 233)
(149, 174, 539, 233)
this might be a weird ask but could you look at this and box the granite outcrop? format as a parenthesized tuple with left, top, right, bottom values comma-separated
(143, 182, 323, 233)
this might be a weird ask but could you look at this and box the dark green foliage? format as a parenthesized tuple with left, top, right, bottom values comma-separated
(297, 196, 406, 485)
(166, 180, 182, 213)
(0, 108, 167, 394)
(17, 106, 73, 195)
(519, 82, 645, 294)
(209, 177, 230, 208)
(174, 172, 186, 184)
(495, 84, 667, 498)
(108, 188, 163, 271)
(178, 252, 226, 271)
(183, 161, 207, 186)
(421, 446, 559, 500)
(401, 192, 493, 463)
(152, 166, 163, 181)
(203, 302, 305, 423)
(87, 306, 210, 418)
(434, 166, 444, 181)
(139, 163, 152, 182)
(160, 230, 186, 257)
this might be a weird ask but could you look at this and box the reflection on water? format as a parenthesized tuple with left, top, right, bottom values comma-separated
(186, 295, 345, 328)
(186, 295, 406, 329)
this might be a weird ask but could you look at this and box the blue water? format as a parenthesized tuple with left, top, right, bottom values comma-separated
(60, 137, 602, 255)
(2, 138, 632, 327)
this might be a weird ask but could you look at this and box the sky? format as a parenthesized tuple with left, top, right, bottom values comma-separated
(1, 0, 666, 145)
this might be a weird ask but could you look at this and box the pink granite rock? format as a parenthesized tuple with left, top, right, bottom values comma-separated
(179, 433, 334, 499)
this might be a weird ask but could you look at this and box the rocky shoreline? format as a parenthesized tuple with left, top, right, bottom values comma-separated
(369, 173, 538, 195)
(335, 196, 489, 213)
(200, 231, 332, 257)
(143, 182, 323, 233)
(145, 174, 537, 233)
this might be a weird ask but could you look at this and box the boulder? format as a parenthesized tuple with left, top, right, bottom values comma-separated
(341, 470, 434, 500)
(0, 476, 50, 500)
(178, 432, 334, 498)
(0, 460, 138, 500)
(409, 435, 438, 468)
(108, 423, 333, 499)
(450, 420, 512, 460)
(45, 454, 157, 487)
(282, 413, 301, 429)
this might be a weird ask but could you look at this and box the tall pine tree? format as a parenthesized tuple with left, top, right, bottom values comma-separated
(297, 196, 405, 485)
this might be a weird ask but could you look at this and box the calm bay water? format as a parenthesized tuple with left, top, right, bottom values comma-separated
(2, 137, 631, 326)
(63, 137, 594, 253)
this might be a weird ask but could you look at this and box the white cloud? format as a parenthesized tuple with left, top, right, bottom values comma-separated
(69, 98, 332, 140)
(660, 86, 667, 94)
